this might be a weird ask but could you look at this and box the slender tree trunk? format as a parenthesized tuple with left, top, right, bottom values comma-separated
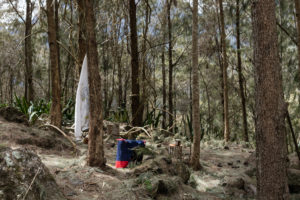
(167, 0, 173, 132)
(218, 0, 230, 142)
(189, 62, 193, 136)
(252, 0, 289, 198)
(47, 0, 62, 128)
(84, 0, 105, 167)
(9, 69, 13, 105)
(162, 45, 167, 130)
(129, 0, 142, 126)
(215, 34, 224, 138)
(77, 0, 86, 78)
(190, 0, 201, 170)
(25, 0, 34, 102)
(161, 1, 167, 131)
(236, 0, 248, 142)
(103, 47, 108, 118)
(118, 43, 123, 107)
(47, 55, 51, 101)
(141, 1, 150, 122)
(294, 0, 300, 83)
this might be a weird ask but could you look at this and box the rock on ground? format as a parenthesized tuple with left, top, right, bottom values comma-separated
(0, 147, 66, 200)
(133, 155, 190, 183)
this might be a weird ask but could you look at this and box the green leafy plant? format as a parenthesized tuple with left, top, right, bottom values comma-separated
(0, 103, 8, 109)
(62, 98, 75, 121)
(14, 96, 51, 124)
(143, 109, 162, 128)
(14, 95, 30, 115)
(108, 107, 129, 123)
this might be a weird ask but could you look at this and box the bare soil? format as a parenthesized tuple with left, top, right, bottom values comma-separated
(0, 116, 258, 200)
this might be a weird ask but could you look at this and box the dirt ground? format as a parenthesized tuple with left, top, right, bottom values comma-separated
(0, 116, 258, 200)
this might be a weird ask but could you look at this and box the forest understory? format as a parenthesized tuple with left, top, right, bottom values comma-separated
(1, 0, 300, 199)
(1, 108, 300, 200)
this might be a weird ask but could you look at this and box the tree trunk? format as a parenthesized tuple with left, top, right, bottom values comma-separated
(129, 0, 142, 126)
(161, 1, 167, 130)
(167, 0, 173, 132)
(55, 0, 61, 75)
(215, 34, 224, 138)
(236, 0, 248, 142)
(25, 0, 34, 102)
(141, 1, 150, 122)
(218, 0, 230, 142)
(47, 0, 62, 128)
(118, 43, 123, 108)
(77, 0, 86, 78)
(162, 44, 167, 130)
(190, 0, 201, 170)
(84, 0, 105, 167)
(252, 0, 289, 198)
(294, 0, 300, 84)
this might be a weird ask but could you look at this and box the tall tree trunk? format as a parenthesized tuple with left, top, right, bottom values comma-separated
(77, 0, 86, 78)
(294, 0, 300, 84)
(129, 0, 142, 126)
(161, 1, 167, 131)
(55, 0, 61, 75)
(218, 0, 230, 142)
(9, 68, 13, 105)
(252, 0, 289, 198)
(189, 61, 193, 136)
(167, 0, 173, 132)
(84, 0, 105, 167)
(118, 42, 123, 108)
(25, 0, 34, 102)
(236, 0, 248, 142)
(190, 0, 201, 170)
(162, 44, 167, 130)
(47, 0, 62, 128)
(141, 1, 150, 122)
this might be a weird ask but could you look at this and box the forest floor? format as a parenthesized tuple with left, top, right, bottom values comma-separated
(0, 113, 276, 200)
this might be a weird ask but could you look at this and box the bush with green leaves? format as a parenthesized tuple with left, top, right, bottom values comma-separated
(107, 107, 129, 123)
(14, 95, 51, 124)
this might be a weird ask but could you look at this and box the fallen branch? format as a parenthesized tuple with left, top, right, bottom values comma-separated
(39, 124, 77, 150)
(120, 126, 152, 138)
(22, 167, 41, 200)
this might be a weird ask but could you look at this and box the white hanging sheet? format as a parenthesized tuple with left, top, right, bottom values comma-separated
(74, 55, 89, 138)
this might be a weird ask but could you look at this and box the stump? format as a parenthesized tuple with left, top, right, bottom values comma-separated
(168, 140, 182, 160)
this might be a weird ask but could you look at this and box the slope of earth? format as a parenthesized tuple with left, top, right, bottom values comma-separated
(2, 113, 294, 200)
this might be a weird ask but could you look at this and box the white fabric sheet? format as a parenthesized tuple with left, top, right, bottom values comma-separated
(74, 55, 89, 138)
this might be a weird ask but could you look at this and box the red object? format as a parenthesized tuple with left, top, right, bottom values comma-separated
(115, 161, 129, 168)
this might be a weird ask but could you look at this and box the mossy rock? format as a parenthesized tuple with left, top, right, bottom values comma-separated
(0, 147, 66, 200)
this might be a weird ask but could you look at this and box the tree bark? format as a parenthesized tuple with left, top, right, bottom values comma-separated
(84, 0, 105, 167)
(236, 0, 248, 142)
(218, 0, 230, 142)
(162, 44, 167, 130)
(190, 0, 201, 171)
(25, 0, 34, 102)
(55, 0, 61, 75)
(294, 0, 300, 83)
(161, 1, 167, 131)
(167, 0, 173, 132)
(141, 1, 150, 122)
(129, 0, 142, 126)
(47, 0, 62, 128)
(252, 0, 289, 199)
